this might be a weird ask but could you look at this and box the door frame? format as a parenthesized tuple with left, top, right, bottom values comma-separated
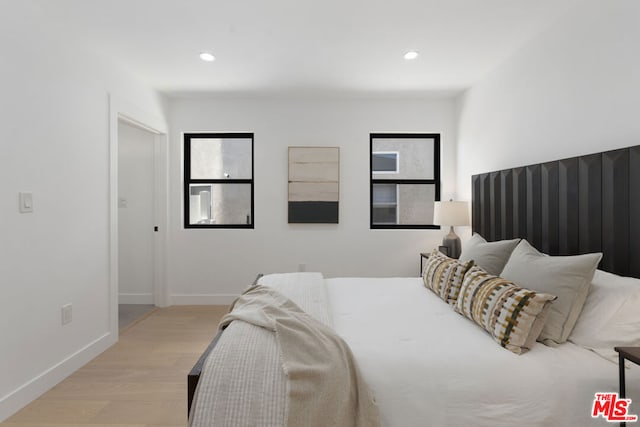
(109, 94, 168, 341)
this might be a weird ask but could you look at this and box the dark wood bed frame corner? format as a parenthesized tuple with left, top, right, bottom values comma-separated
(187, 330, 223, 415)
(187, 273, 264, 416)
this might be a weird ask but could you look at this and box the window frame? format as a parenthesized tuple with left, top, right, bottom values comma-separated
(372, 151, 400, 174)
(183, 132, 254, 229)
(369, 133, 441, 229)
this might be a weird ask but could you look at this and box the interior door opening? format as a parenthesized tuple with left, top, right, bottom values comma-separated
(117, 119, 158, 330)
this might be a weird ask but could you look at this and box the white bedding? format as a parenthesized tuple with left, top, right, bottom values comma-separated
(326, 277, 640, 427)
(193, 274, 640, 426)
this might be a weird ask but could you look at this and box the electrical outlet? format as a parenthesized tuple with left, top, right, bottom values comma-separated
(298, 263, 306, 272)
(61, 304, 72, 325)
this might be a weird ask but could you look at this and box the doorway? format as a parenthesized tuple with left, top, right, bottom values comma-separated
(109, 95, 168, 341)
(117, 119, 159, 330)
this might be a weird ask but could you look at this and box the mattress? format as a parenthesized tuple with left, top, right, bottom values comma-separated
(326, 277, 640, 426)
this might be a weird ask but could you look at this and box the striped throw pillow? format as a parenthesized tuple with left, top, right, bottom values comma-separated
(422, 250, 474, 304)
(455, 265, 557, 355)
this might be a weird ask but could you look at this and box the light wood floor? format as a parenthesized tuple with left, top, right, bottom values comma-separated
(2, 305, 228, 427)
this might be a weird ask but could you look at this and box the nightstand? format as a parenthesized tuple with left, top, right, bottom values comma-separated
(420, 252, 429, 274)
(614, 347, 640, 427)
(420, 247, 450, 274)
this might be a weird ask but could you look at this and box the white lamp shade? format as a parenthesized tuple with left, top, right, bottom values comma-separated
(433, 201, 470, 226)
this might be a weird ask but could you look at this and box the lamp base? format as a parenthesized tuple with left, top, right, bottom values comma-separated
(442, 226, 461, 259)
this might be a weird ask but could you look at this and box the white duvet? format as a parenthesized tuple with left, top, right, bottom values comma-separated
(326, 277, 640, 427)
(193, 273, 640, 427)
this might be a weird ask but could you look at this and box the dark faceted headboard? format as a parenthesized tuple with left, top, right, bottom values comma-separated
(471, 145, 640, 278)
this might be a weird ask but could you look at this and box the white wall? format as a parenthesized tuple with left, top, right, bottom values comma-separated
(0, 4, 166, 420)
(168, 96, 457, 302)
(456, 0, 640, 201)
(118, 122, 156, 304)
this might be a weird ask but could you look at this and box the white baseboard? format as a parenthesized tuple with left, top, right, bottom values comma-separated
(118, 293, 154, 304)
(0, 332, 115, 422)
(170, 294, 239, 305)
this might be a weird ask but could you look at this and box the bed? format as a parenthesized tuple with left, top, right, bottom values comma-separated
(188, 145, 640, 426)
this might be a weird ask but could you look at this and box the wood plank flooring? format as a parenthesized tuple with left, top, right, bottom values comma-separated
(2, 305, 228, 427)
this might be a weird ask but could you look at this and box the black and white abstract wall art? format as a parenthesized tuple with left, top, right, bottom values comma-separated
(288, 146, 340, 223)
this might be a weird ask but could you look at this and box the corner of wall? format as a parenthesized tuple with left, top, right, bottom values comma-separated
(452, 88, 471, 200)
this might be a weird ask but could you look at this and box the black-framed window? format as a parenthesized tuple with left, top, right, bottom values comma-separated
(370, 133, 440, 229)
(184, 132, 254, 228)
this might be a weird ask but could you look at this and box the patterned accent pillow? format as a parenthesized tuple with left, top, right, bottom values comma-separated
(455, 265, 557, 355)
(422, 250, 474, 304)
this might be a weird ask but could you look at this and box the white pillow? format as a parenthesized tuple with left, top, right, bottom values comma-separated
(459, 233, 520, 276)
(569, 269, 640, 362)
(500, 240, 602, 345)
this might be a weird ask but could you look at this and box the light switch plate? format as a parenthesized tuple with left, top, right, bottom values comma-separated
(19, 192, 33, 213)
(61, 304, 72, 325)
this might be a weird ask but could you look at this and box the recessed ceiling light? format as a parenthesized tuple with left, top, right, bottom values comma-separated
(199, 52, 215, 62)
(404, 51, 419, 60)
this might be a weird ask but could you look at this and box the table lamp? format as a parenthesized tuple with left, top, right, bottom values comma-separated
(433, 200, 470, 259)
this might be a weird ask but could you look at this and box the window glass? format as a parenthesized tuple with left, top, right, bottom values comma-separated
(372, 206, 397, 224)
(372, 183, 397, 204)
(190, 138, 252, 180)
(371, 138, 434, 180)
(370, 134, 440, 229)
(395, 184, 436, 225)
(188, 184, 252, 225)
(372, 183, 398, 224)
(184, 133, 254, 228)
(372, 152, 398, 173)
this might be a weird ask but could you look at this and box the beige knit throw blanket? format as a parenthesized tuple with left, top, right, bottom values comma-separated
(219, 285, 381, 427)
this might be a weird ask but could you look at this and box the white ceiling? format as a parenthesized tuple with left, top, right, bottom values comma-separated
(30, 0, 580, 96)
